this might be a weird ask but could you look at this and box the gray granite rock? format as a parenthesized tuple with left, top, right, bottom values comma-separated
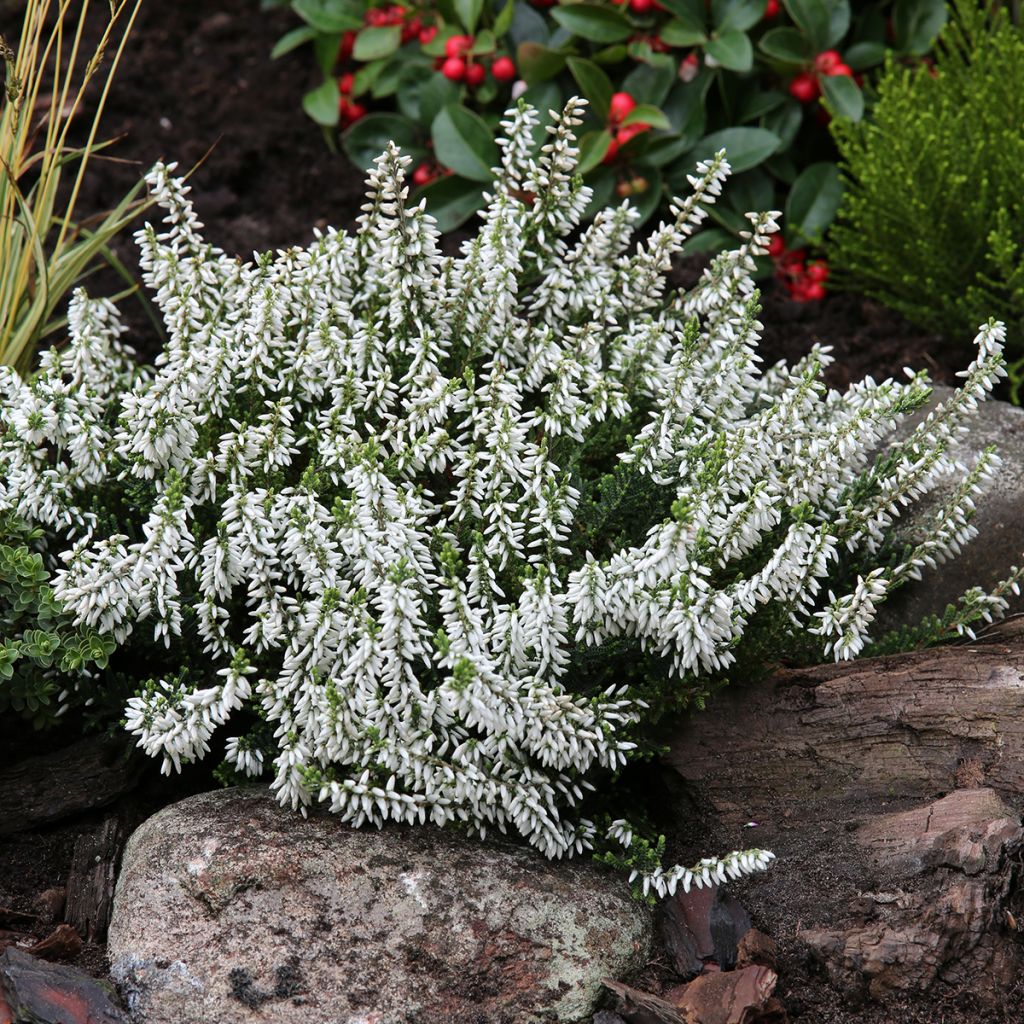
(878, 389, 1024, 634)
(107, 788, 651, 1024)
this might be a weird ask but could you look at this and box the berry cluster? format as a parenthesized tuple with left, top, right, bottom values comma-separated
(602, 91, 652, 164)
(768, 236, 829, 302)
(439, 33, 516, 85)
(789, 48, 855, 104)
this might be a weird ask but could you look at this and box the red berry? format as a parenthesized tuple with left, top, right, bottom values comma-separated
(826, 62, 854, 77)
(630, 0, 654, 11)
(608, 91, 636, 124)
(338, 72, 354, 95)
(419, 26, 438, 45)
(764, 0, 780, 17)
(806, 261, 829, 283)
(616, 122, 651, 146)
(338, 30, 356, 62)
(602, 137, 620, 164)
(615, 180, 634, 198)
(491, 56, 516, 82)
(339, 99, 367, 126)
(803, 281, 826, 301)
(814, 49, 842, 74)
(779, 248, 807, 272)
(767, 235, 785, 259)
(365, 9, 387, 26)
(412, 162, 435, 187)
(465, 62, 485, 87)
(441, 57, 467, 81)
(445, 34, 472, 59)
(789, 72, 820, 104)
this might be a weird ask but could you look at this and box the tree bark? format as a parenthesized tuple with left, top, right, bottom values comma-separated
(664, 622, 1024, 1007)
(0, 736, 141, 836)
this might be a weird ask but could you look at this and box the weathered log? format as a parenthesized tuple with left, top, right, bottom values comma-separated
(64, 811, 139, 944)
(666, 621, 1024, 825)
(665, 623, 1024, 1008)
(0, 737, 141, 836)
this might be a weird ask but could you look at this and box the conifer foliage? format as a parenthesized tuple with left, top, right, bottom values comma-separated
(0, 99, 1016, 896)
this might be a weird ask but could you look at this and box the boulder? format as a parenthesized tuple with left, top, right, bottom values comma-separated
(879, 388, 1024, 633)
(107, 788, 652, 1024)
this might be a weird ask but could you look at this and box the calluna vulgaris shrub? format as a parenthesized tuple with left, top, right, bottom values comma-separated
(1, 99, 1019, 896)
(268, 0, 947, 293)
(830, 0, 1024, 394)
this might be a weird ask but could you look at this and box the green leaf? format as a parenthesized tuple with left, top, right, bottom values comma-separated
(568, 57, 613, 121)
(660, 19, 708, 47)
(738, 88, 786, 122)
(705, 31, 753, 72)
(303, 78, 340, 127)
(579, 130, 613, 174)
(592, 44, 629, 65)
(353, 25, 402, 61)
(690, 126, 781, 172)
(785, 161, 842, 243)
(470, 30, 496, 55)
(712, 0, 767, 33)
(820, 73, 863, 121)
(432, 105, 500, 182)
(762, 97, 803, 148)
(395, 64, 438, 121)
(759, 27, 812, 64)
(509, 2, 550, 47)
(550, 5, 633, 44)
(516, 42, 566, 83)
(825, 0, 852, 48)
(454, 0, 485, 34)
(314, 32, 344, 74)
(416, 175, 487, 232)
(645, 133, 695, 168)
(271, 25, 317, 59)
(418, 73, 462, 127)
(494, 0, 516, 38)
(292, 0, 362, 33)
(782, 0, 832, 51)
(893, 0, 947, 57)
(622, 105, 672, 131)
(620, 53, 676, 107)
(660, 0, 707, 34)
(843, 40, 886, 71)
(343, 113, 421, 169)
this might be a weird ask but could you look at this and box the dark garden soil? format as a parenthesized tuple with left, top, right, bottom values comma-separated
(0, 1, 1005, 1021)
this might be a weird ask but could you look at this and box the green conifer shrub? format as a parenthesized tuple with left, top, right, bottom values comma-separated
(829, 0, 1024, 394)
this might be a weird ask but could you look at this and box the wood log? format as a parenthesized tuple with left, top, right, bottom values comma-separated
(664, 622, 1024, 1008)
(64, 811, 139, 944)
(0, 736, 141, 836)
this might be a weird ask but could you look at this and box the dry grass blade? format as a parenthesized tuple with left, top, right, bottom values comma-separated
(0, 0, 148, 374)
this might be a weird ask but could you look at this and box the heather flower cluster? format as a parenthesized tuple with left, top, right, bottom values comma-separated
(0, 98, 1016, 897)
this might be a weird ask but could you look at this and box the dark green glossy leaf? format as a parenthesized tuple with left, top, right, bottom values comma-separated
(759, 26, 812, 63)
(785, 160, 842, 243)
(622, 104, 672, 131)
(417, 175, 487, 231)
(568, 57, 613, 120)
(691, 126, 781, 172)
(620, 53, 676, 107)
(705, 30, 753, 72)
(432, 104, 500, 182)
(292, 0, 362, 33)
(821, 73, 863, 121)
(517, 41, 566, 83)
(843, 40, 886, 70)
(579, 129, 613, 174)
(712, 0, 768, 33)
(303, 77, 340, 127)
(353, 25, 402, 61)
(343, 112, 422, 168)
(893, 0, 947, 56)
(454, 0, 485, 34)
(660, 19, 708, 47)
(551, 4, 633, 44)
(271, 25, 317, 59)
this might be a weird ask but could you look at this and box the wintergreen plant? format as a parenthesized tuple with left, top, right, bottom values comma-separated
(829, 0, 1024, 394)
(0, 97, 1018, 897)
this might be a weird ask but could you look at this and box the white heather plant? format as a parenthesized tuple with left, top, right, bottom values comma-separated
(0, 98, 1020, 898)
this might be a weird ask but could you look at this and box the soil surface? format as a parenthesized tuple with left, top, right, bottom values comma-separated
(0, 0, 1003, 1021)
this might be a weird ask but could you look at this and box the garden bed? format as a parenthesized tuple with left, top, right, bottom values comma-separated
(0, 2, 1018, 1023)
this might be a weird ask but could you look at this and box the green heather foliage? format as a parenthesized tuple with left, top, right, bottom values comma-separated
(829, 0, 1024, 393)
(0, 514, 116, 727)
